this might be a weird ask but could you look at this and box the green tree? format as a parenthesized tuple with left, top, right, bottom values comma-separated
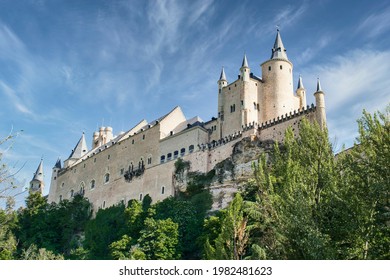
(243, 118, 337, 259)
(136, 217, 179, 260)
(84, 203, 126, 259)
(205, 193, 248, 260)
(337, 106, 390, 259)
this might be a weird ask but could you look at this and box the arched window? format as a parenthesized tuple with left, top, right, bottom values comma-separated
(180, 148, 185, 157)
(160, 155, 165, 163)
(104, 173, 110, 184)
(139, 193, 143, 201)
(167, 153, 172, 161)
(161, 186, 165, 194)
(80, 182, 85, 195)
(90, 180, 96, 189)
(174, 150, 179, 159)
(189, 145, 194, 153)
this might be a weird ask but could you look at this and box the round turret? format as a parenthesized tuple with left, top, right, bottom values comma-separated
(314, 78, 326, 129)
(260, 30, 295, 121)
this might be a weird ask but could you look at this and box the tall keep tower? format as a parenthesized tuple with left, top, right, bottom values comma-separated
(30, 159, 44, 194)
(260, 30, 296, 121)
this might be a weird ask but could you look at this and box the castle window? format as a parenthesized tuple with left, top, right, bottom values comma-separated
(254, 102, 256, 110)
(167, 153, 172, 161)
(268, 66, 271, 71)
(280, 65, 283, 70)
(59, 195, 62, 202)
(180, 148, 185, 157)
(103, 201, 106, 209)
(132, 139, 135, 144)
(257, 104, 260, 111)
(161, 186, 165, 195)
(147, 157, 152, 165)
(174, 150, 179, 159)
(142, 135, 145, 140)
(120, 168, 124, 175)
(61, 182, 64, 188)
(189, 145, 194, 153)
(230, 104, 236, 113)
(139, 193, 143, 201)
(70, 189, 74, 198)
(90, 180, 95, 190)
(104, 173, 110, 184)
(108, 155, 110, 160)
(94, 158, 97, 163)
(54, 176, 57, 180)
(80, 184, 85, 195)
(84, 163, 86, 168)
(241, 100, 243, 106)
(219, 89, 221, 93)
(160, 155, 165, 163)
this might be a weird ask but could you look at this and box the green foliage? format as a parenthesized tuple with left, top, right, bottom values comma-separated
(205, 193, 248, 260)
(136, 217, 179, 260)
(109, 234, 133, 260)
(154, 197, 202, 259)
(84, 203, 126, 259)
(21, 244, 64, 260)
(336, 105, 390, 259)
(16, 193, 91, 258)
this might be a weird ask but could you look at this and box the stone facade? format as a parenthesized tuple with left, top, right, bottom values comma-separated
(46, 30, 327, 212)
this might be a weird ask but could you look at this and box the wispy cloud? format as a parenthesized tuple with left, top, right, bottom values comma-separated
(296, 34, 332, 65)
(301, 48, 390, 147)
(0, 81, 34, 116)
(357, 6, 390, 38)
(274, 4, 307, 28)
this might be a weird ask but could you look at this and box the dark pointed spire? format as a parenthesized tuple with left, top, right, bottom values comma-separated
(54, 158, 62, 169)
(316, 78, 323, 92)
(32, 159, 44, 182)
(219, 67, 227, 81)
(297, 75, 304, 89)
(271, 29, 288, 60)
(242, 54, 249, 68)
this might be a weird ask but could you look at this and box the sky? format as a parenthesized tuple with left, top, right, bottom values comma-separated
(0, 0, 389, 205)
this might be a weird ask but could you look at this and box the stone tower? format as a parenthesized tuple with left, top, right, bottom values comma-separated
(217, 67, 228, 138)
(260, 29, 295, 121)
(30, 159, 44, 194)
(48, 158, 62, 202)
(296, 75, 307, 109)
(314, 78, 327, 129)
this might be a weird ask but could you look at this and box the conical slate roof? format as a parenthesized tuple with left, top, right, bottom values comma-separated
(68, 133, 88, 159)
(32, 159, 44, 182)
(271, 29, 288, 60)
(219, 67, 227, 81)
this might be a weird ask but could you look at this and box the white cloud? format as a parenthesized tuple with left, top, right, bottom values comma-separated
(357, 6, 390, 38)
(301, 48, 390, 148)
(0, 81, 34, 116)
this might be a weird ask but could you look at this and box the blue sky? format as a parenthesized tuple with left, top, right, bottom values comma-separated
(0, 0, 389, 204)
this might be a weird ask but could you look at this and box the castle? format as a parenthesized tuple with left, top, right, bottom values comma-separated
(31, 30, 327, 211)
